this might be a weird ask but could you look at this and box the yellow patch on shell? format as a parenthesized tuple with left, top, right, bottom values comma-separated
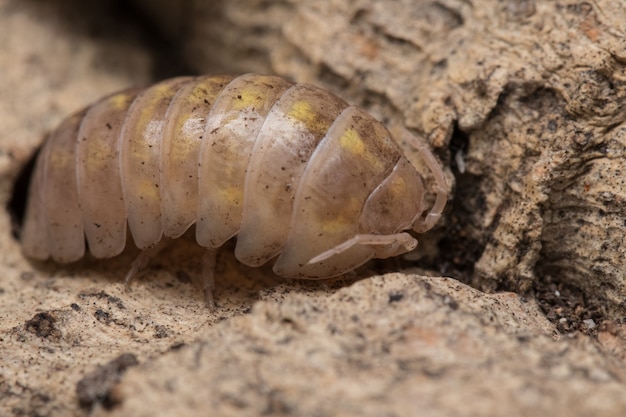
(108, 92, 136, 111)
(48, 114, 83, 169)
(338, 128, 384, 170)
(48, 147, 73, 170)
(320, 196, 362, 234)
(132, 83, 181, 135)
(288, 100, 329, 135)
(217, 185, 243, 206)
(229, 86, 266, 111)
(81, 139, 116, 170)
(169, 133, 198, 162)
(135, 179, 160, 201)
(388, 174, 408, 198)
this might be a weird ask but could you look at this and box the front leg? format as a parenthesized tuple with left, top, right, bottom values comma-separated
(308, 233, 418, 265)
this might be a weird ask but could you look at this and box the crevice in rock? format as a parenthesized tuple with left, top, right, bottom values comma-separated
(7, 147, 38, 240)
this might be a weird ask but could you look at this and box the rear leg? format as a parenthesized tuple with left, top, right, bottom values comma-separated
(124, 239, 170, 289)
(124, 240, 217, 308)
(202, 250, 217, 309)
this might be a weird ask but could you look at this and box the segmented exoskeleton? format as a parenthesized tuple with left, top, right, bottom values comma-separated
(21, 74, 447, 303)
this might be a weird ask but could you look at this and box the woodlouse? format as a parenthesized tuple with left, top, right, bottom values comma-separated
(21, 74, 447, 304)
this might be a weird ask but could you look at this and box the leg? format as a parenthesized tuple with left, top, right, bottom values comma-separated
(124, 239, 169, 290)
(392, 126, 448, 233)
(308, 233, 417, 264)
(202, 250, 217, 308)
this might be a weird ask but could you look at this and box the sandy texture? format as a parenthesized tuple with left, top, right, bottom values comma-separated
(2, 0, 626, 416)
(101, 275, 626, 417)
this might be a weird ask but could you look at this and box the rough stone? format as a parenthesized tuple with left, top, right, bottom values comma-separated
(102, 275, 626, 417)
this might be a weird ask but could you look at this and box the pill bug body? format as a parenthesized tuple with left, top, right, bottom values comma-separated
(21, 74, 447, 281)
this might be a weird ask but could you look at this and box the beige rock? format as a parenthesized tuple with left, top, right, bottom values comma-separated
(103, 275, 626, 417)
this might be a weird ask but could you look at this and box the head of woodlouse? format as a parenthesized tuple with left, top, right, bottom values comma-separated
(18, 74, 447, 283)
(261, 108, 446, 279)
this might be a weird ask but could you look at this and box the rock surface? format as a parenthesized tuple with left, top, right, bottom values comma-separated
(98, 274, 626, 417)
(1, 0, 626, 416)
